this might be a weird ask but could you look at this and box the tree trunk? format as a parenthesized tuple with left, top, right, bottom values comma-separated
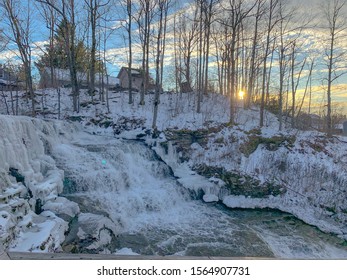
(89, 0, 97, 100)
(247, 0, 262, 108)
(152, 0, 168, 130)
(260, 0, 277, 127)
(127, 0, 133, 104)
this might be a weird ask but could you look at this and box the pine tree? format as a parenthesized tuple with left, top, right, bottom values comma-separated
(36, 20, 104, 73)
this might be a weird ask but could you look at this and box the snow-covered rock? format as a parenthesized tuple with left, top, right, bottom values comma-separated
(9, 211, 68, 252)
(0, 115, 78, 251)
(0, 210, 15, 244)
(114, 247, 140, 255)
(43, 197, 80, 219)
(154, 123, 347, 240)
(76, 213, 117, 252)
(77, 213, 117, 240)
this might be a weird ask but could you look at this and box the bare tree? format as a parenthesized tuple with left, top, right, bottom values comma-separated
(196, 0, 204, 113)
(126, 0, 133, 104)
(259, 0, 280, 127)
(218, 0, 256, 123)
(202, 0, 217, 96)
(100, 14, 114, 113)
(275, 0, 301, 131)
(297, 58, 315, 118)
(152, 0, 171, 131)
(0, 13, 8, 52)
(289, 40, 306, 128)
(175, 7, 199, 93)
(212, 26, 223, 95)
(134, 0, 156, 105)
(84, 0, 110, 101)
(36, 2, 63, 118)
(246, 0, 265, 108)
(36, 2, 57, 87)
(1, 0, 36, 116)
(321, 0, 347, 136)
(37, 0, 80, 112)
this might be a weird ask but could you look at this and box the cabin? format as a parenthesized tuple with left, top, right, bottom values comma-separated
(37, 67, 119, 90)
(117, 67, 155, 92)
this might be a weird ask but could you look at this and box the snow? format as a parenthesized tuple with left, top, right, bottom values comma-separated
(0, 87, 347, 257)
(30, 170, 64, 202)
(187, 132, 347, 238)
(43, 197, 80, 219)
(42, 67, 119, 86)
(0, 78, 16, 86)
(114, 247, 140, 255)
(0, 115, 79, 251)
(10, 211, 68, 252)
(0, 211, 15, 242)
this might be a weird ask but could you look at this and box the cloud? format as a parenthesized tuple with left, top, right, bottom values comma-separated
(291, 83, 347, 114)
(0, 40, 48, 64)
(0, 49, 21, 64)
(31, 40, 48, 58)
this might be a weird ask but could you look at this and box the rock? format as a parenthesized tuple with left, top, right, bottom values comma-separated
(43, 197, 80, 220)
(35, 198, 43, 215)
(74, 213, 118, 253)
(8, 167, 25, 184)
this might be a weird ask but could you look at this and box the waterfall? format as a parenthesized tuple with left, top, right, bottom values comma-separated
(2, 116, 347, 257)
(52, 133, 347, 258)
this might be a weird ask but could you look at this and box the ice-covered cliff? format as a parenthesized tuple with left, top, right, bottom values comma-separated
(154, 125, 347, 240)
(0, 116, 79, 252)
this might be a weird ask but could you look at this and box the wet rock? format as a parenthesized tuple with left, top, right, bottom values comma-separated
(194, 164, 286, 198)
(35, 198, 43, 215)
(118, 233, 149, 247)
(8, 167, 25, 185)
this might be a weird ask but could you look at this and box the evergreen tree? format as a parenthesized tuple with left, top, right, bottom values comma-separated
(36, 19, 104, 73)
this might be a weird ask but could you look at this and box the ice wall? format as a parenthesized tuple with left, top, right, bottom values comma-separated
(0, 115, 79, 252)
(154, 131, 347, 240)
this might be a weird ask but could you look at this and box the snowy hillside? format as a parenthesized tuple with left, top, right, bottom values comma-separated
(1, 88, 347, 257)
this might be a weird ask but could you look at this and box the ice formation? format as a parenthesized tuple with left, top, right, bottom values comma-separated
(0, 116, 79, 252)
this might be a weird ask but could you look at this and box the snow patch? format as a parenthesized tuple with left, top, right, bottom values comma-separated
(114, 247, 140, 255)
(43, 197, 80, 218)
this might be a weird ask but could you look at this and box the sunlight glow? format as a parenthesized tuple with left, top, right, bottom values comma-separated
(239, 91, 245, 100)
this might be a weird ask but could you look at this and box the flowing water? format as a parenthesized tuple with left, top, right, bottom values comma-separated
(53, 134, 347, 259)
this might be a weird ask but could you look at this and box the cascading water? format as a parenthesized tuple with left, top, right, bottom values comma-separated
(52, 133, 347, 258)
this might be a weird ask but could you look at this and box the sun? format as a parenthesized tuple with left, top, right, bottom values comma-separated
(238, 91, 245, 100)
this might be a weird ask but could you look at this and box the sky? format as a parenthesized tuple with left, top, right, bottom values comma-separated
(0, 0, 346, 115)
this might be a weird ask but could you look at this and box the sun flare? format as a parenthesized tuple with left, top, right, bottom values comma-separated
(239, 91, 245, 100)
